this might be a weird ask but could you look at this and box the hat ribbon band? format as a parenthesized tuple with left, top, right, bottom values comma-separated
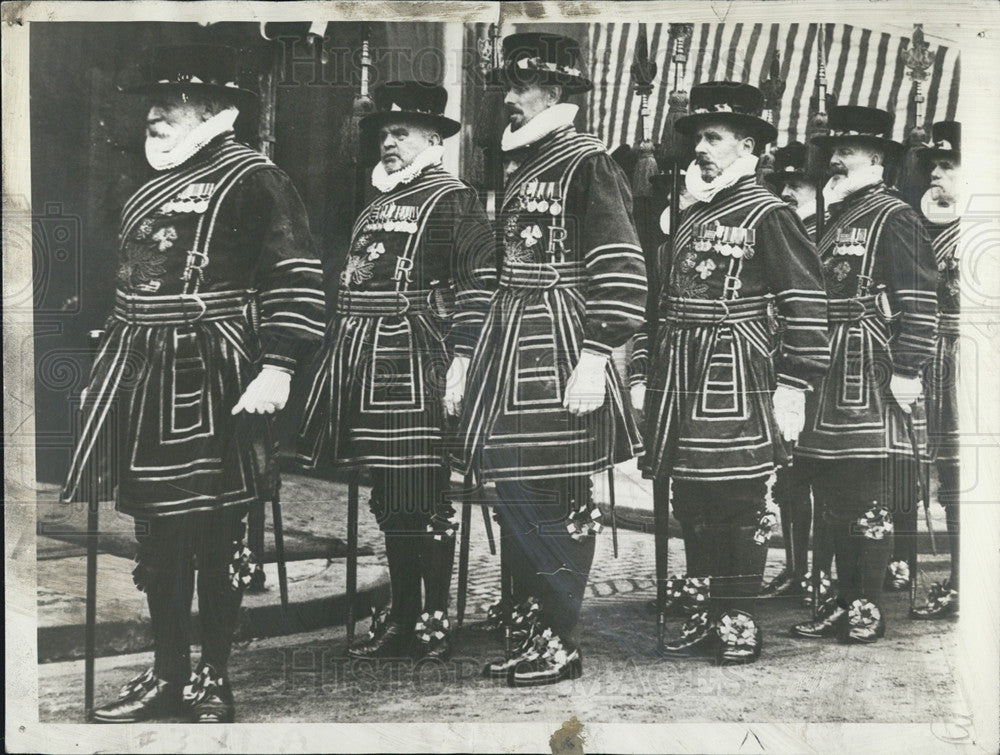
(690, 103, 760, 116)
(157, 75, 239, 89)
(828, 128, 886, 138)
(514, 57, 582, 78)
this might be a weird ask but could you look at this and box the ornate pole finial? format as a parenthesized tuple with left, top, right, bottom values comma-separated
(904, 23, 934, 144)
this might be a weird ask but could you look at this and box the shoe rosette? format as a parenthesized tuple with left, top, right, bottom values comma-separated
(665, 574, 687, 605)
(228, 539, 257, 591)
(927, 579, 957, 605)
(118, 668, 158, 701)
(799, 570, 833, 605)
(678, 609, 712, 639)
(414, 610, 451, 649)
(887, 559, 910, 589)
(182, 665, 226, 707)
(510, 597, 542, 639)
(753, 505, 780, 545)
(847, 598, 882, 629)
(857, 504, 893, 540)
(537, 627, 573, 667)
(681, 576, 711, 610)
(565, 499, 603, 542)
(919, 580, 958, 613)
(716, 610, 761, 652)
(366, 606, 391, 641)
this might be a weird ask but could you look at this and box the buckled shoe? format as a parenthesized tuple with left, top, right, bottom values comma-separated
(509, 628, 583, 687)
(184, 665, 235, 724)
(790, 597, 848, 639)
(842, 598, 886, 644)
(715, 610, 762, 666)
(91, 668, 183, 723)
(414, 610, 452, 662)
(910, 580, 958, 620)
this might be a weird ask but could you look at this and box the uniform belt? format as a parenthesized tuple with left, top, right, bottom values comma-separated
(938, 312, 959, 337)
(499, 261, 587, 290)
(112, 290, 250, 325)
(335, 288, 434, 316)
(659, 295, 773, 326)
(826, 295, 880, 323)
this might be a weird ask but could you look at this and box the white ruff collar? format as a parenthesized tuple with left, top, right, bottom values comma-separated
(501, 103, 579, 153)
(822, 164, 884, 207)
(684, 153, 759, 204)
(372, 144, 445, 193)
(145, 108, 239, 171)
(920, 187, 960, 225)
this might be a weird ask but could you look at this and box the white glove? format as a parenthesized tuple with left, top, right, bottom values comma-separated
(443, 355, 470, 416)
(630, 382, 646, 415)
(231, 367, 292, 415)
(772, 384, 807, 443)
(889, 374, 922, 414)
(564, 350, 609, 416)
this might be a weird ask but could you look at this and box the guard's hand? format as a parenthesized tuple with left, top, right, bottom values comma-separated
(443, 355, 470, 416)
(630, 382, 646, 415)
(772, 384, 807, 442)
(889, 373, 922, 415)
(564, 350, 609, 416)
(231, 367, 291, 415)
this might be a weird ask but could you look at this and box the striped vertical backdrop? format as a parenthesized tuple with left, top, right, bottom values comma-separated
(587, 23, 960, 148)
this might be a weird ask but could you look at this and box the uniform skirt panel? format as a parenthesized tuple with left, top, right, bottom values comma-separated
(455, 285, 641, 482)
(61, 316, 268, 518)
(296, 312, 450, 471)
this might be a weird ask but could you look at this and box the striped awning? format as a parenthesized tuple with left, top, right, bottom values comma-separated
(587, 23, 960, 148)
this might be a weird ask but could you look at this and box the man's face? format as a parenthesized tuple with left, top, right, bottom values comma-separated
(378, 121, 440, 174)
(504, 83, 560, 131)
(929, 157, 959, 205)
(829, 141, 880, 178)
(146, 93, 212, 155)
(693, 122, 753, 181)
(780, 178, 817, 211)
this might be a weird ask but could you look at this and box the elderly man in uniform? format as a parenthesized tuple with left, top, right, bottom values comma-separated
(454, 33, 647, 687)
(911, 121, 962, 619)
(61, 45, 325, 723)
(760, 141, 835, 604)
(296, 81, 496, 661)
(635, 81, 830, 666)
(792, 105, 937, 644)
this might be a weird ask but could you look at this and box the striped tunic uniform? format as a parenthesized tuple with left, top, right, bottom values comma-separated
(638, 176, 829, 481)
(925, 217, 960, 464)
(454, 127, 647, 482)
(796, 182, 938, 461)
(295, 167, 496, 470)
(60, 135, 325, 517)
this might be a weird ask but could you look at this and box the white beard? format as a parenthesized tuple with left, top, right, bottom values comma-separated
(145, 108, 239, 171)
(822, 163, 884, 207)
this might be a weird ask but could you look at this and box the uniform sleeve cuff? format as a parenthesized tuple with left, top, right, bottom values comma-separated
(777, 373, 811, 391)
(453, 344, 474, 359)
(261, 354, 297, 372)
(893, 367, 922, 380)
(582, 339, 614, 358)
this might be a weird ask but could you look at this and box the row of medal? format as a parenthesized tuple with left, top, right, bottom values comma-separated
(692, 223, 757, 259)
(364, 202, 420, 234)
(161, 182, 216, 215)
(517, 180, 564, 216)
(831, 227, 869, 256)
